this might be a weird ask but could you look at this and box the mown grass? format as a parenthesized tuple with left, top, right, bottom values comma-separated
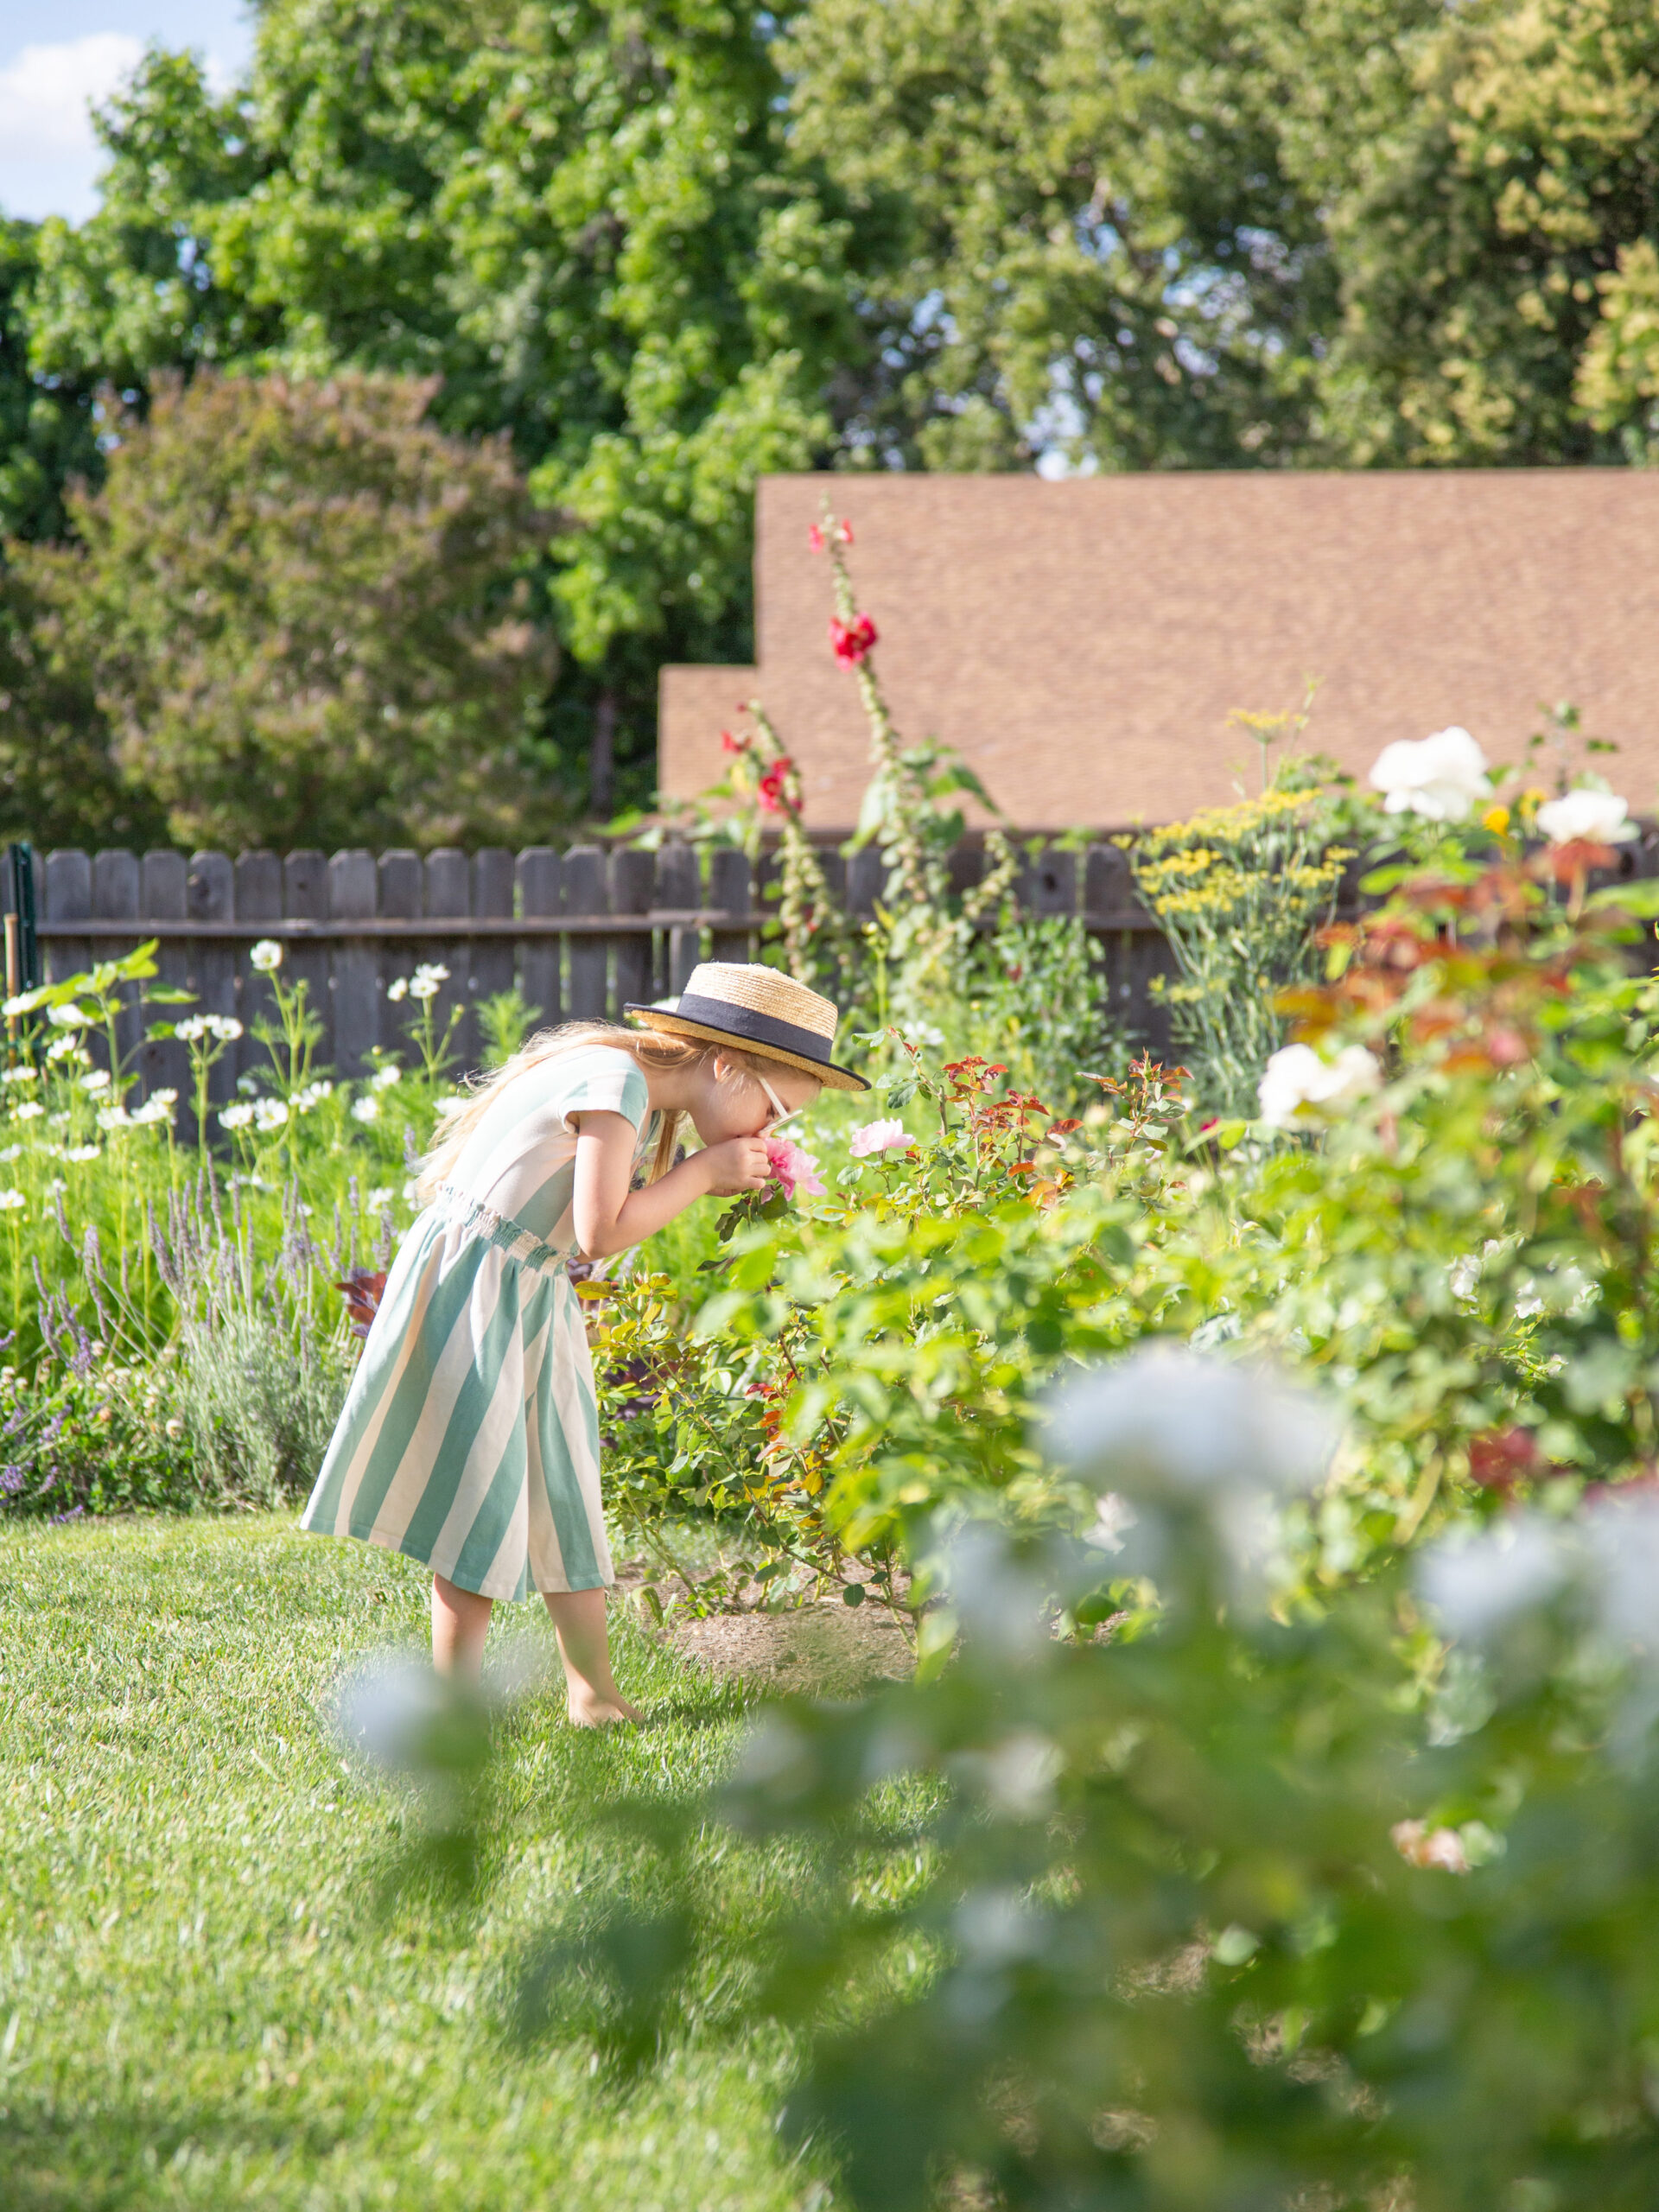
(0, 1513, 835, 2211)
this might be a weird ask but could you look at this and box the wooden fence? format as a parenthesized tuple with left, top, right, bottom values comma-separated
(14, 842, 1175, 1112)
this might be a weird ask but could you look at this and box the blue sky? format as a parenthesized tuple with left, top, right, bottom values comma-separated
(0, 2, 254, 224)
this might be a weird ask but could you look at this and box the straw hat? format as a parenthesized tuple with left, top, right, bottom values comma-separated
(625, 963, 868, 1091)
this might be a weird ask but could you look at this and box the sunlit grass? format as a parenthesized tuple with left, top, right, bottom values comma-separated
(0, 1514, 835, 2211)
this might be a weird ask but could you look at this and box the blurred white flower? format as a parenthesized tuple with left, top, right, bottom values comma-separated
(47, 1002, 88, 1029)
(1046, 1346, 1338, 1502)
(408, 963, 448, 1002)
(218, 1102, 255, 1132)
(0, 1145, 19, 1163)
(351, 1094, 380, 1125)
(1258, 1042, 1382, 1130)
(63, 1144, 100, 1163)
(365, 1186, 395, 1211)
(252, 1097, 290, 1132)
(173, 1015, 208, 1043)
(905, 1023, 945, 1048)
(1535, 787, 1637, 846)
(1369, 726, 1491, 822)
(1417, 1514, 1570, 1644)
(45, 1036, 83, 1064)
(1, 1064, 38, 1084)
(293, 1081, 333, 1115)
(205, 1014, 245, 1042)
(96, 1106, 132, 1132)
(1, 995, 30, 1020)
(249, 938, 283, 973)
(0, 1190, 24, 1212)
(13, 1101, 43, 1122)
(402, 1178, 421, 1205)
(1582, 1491, 1659, 1645)
(130, 1094, 174, 1126)
(951, 1731, 1064, 1821)
(44, 1177, 65, 1196)
(386, 977, 410, 1003)
(79, 1069, 111, 1094)
(1082, 1492, 1135, 1553)
(371, 1062, 403, 1089)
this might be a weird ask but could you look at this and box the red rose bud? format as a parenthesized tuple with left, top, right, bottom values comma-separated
(830, 613, 878, 666)
(807, 524, 825, 553)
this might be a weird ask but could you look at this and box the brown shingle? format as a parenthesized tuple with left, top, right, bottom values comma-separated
(659, 471, 1659, 828)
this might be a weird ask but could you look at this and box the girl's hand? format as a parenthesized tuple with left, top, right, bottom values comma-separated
(698, 1135, 773, 1196)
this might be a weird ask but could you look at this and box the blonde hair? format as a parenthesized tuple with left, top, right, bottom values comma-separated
(413, 1020, 786, 1205)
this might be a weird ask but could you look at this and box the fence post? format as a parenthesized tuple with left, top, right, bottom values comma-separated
(708, 848, 752, 966)
(328, 851, 379, 1081)
(472, 849, 517, 1048)
(232, 851, 283, 1096)
(283, 852, 332, 1075)
(423, 849, 473, 1072)
(137, 850, 189, 1108)
(611, 847, 655, 1015)
(186, 853, 237, 1114)
(653, 843, 702, 996)
(42, 849, 92, 986)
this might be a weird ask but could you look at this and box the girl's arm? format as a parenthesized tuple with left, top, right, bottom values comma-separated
(571, 1112, 771, 1261)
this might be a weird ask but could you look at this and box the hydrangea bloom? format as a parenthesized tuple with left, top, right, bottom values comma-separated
(1369, 726, 1491, 821)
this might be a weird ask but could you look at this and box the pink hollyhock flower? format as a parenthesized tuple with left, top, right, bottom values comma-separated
(849, 1117, 913, 1159)
(766, 1135, 824, 1199)
(807, 524, 825, 553)
(721, 728, 750, 754)
(830, 613, 878, 666)
(836, 519, 854, 545)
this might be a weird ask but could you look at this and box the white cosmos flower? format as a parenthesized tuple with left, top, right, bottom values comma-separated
(206, 1014, 245, 1041)
(386, 977, 410, 1003)
(1370, 726, 1491, 822)
(13, 1101, 43, 1122)
(45, 1036, 83, 1064)
(365, 1187, 395, 1210)
(351, 1094, 380, 1124)
(2, 1064, 38, 1084)
(1257, 1042, 1382, 1129)
(0, 1146, 20, 1163)
(1535, 787, 1637, 846)
(408, 972, 444, 1002)
(249, 938, 284, 973)
(252, 1097, 290, 1132)
(0, 1190, 24, 1212)
(47, 1002, 88, 1029)
(218, 1102, 255, 1132)
(173, 1016, 208, 1042)
(79, 1069, 111, 1095)
(1, 995, 30, 1020)
(371, 1063, 402, 1089)
(293, 1080, 333, 1114)
(63, 1144, 100, 1163)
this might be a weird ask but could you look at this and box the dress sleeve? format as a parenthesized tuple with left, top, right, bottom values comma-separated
(556, 1048, 651, 1135)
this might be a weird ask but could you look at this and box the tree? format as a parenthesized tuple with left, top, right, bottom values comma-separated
(1273, 0, 1659, 466)
(19, 3, 887, 810)
(13, 371, 559, 854)
(0, 221, 103, 543)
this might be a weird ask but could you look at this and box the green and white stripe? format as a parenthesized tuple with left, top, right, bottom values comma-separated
(302, 1189, 610, 1599)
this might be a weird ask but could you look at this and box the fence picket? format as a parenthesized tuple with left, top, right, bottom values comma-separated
(9, 838, 1192, 1125)
(517, 848, 563, 1033)
(92, 849, 143, 1074)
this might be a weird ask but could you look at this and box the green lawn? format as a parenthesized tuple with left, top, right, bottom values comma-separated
(0, 1514, 830, 2211)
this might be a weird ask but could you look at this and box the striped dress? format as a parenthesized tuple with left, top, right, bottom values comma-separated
(301, 1046, 656, 1600)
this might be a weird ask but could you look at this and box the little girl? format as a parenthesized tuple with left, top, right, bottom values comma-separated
(301, 962, 867, 1723)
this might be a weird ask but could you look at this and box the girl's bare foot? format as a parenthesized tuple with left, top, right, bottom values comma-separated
(567, 1685, 645, 1727)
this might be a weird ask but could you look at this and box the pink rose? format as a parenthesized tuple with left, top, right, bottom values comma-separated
(849, 1117, 913, 1159)
(766, 1135, 825, 1199)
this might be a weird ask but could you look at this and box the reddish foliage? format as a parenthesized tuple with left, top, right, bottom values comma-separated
(1467, 1427, 1541, 1491)
(335, 1268, 388, 1343)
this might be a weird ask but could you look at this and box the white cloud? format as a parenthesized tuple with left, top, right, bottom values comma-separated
(0, 35, 144, 162)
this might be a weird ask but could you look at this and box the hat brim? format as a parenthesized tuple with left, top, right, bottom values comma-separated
(622, 1003, 869, 1091)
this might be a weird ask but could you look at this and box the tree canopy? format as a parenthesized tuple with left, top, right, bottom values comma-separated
(3, 0, 1659, 845)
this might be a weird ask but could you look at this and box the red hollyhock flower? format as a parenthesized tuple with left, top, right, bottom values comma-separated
(830, 613, 878, 666)
(836, 519, 854, 545)
(757, 758, 794, 814)
(720, 728, 748, 754)
(807, 524, 825, 553)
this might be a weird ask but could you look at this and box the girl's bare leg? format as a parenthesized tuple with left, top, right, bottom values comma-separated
(543, 1587, 642, 1726)
(432, 1573, 493, 1681)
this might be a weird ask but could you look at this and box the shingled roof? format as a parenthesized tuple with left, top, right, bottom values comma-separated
(659, 470, 1659, 829)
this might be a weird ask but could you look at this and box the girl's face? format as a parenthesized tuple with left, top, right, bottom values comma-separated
(692, 1058, 822, 1145)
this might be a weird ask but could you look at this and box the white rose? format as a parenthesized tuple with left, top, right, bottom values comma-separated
(1257, 1042, 1382, 1129)
(1535, 787, 1637, 846)
(1369, 726, 1491, 822)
